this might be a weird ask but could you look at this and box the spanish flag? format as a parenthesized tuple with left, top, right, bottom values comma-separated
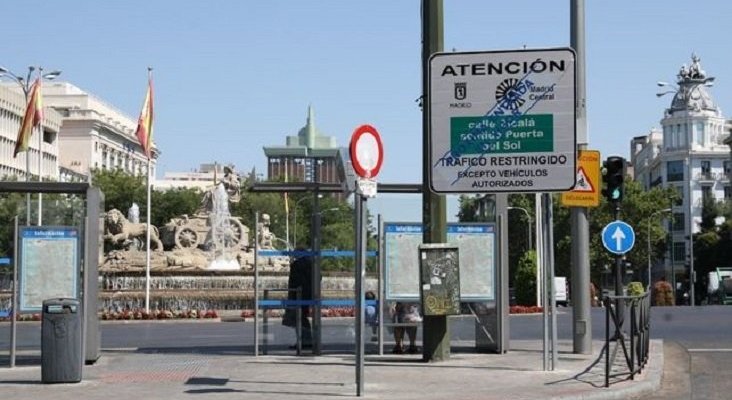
(135, 72, 154, 159)
(13, 78, 42, 157)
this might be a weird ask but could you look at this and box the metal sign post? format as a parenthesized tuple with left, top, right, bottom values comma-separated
(353, 192, 367, 397)
(253, 212, 259, 357)
(349, 124, 383, 397)
(602, 219, 635, 333)
(10, 216, 18, 368)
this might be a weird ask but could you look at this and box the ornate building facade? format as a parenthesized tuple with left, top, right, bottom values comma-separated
(631, 54, 731, 284)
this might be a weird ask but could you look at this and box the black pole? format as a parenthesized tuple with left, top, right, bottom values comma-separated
(311, 160, 322, 355)
(613, 204, 624, 335)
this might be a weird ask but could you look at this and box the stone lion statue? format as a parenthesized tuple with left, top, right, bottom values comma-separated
(104, 208, 163, 251)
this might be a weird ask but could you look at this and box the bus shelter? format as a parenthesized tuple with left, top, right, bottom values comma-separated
(0, 181, 103, 366)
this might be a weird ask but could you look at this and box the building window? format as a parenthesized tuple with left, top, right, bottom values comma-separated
(724, 186, 732, 199)
(672, 242, 686, 262)
(696, 122, 705, 145)
(667, 160, 684, 182)
(701, 160, 712, 179)
(673, 185, 683, 206)
(702, 185, 713, 204)
(43, 129, 55, 144)
(670, 213, 685, 231)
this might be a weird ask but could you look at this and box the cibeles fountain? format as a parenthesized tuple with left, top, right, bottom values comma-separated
(207, 182, 244, 270)
(99, 167, 292, 314)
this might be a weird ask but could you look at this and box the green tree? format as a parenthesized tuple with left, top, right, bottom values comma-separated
(150, 188, 201, 227)
(700, 196, 720, 231)
(586, 180, 680, 287)
(0, 191, 25, 257)
(232, 191, 286, 247)
(515, 250, 537, 306)
(91, 168, 147, 213)
(457, 194, 494, 222)
(456, 178, 680, 295)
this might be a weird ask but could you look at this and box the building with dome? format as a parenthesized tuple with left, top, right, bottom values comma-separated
(262, 106, 340, 184)
(631, 54, 732, 289)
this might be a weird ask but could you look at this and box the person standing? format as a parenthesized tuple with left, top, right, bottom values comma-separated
(285, 249, 313, 347)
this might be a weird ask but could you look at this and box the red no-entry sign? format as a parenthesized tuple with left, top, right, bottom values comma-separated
(349, 124, 383, 179)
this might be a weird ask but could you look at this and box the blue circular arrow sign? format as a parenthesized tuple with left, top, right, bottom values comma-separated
(601, 220, 635, 255)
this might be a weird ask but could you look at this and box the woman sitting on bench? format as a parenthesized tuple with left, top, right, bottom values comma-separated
(391, 302, 422, 354)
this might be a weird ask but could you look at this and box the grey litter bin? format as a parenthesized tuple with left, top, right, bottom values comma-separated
(42, 298, 82, 383)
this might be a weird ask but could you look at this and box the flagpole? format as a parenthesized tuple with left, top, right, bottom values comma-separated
(144, 67, 153, 314)
(37, 68, 44, 226)
(145, 156, 152, 313)
(24, 74, 33, 226)
(25, 138, 31, 226)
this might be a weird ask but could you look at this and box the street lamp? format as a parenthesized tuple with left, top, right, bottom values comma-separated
(0, 65, 62, 226)
(647, 208, 672, 291)
(507, 206, 532, 250)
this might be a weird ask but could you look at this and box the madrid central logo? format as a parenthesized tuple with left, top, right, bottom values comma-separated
(495, 78, 526, 112)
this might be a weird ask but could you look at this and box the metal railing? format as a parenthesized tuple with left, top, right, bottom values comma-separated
(603, 292, 651, 387)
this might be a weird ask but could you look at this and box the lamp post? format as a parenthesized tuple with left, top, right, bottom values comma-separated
(647, 208, 672, 291)
(687, 157, 695, 306)
(0, 65, 62, 226)
(507, 206, 532, 250)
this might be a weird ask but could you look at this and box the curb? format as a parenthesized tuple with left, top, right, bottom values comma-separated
(553, 339, 663, 400)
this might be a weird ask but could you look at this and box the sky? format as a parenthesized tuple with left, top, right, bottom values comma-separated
(3, 0, 731, 223)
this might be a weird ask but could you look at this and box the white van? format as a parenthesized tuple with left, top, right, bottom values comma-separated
(708, 268, 732, 303)
(554, 277, 568, 306)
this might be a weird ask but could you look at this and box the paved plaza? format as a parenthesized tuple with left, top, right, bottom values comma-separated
(0, 337, 661, 400)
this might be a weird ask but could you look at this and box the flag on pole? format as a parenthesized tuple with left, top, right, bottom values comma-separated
(135, 73, 154, 159)
(13, 78, 43, 157)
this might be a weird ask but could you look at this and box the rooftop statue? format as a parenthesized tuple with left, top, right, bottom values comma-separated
(676, 53, 710, 83)
(666, 53, 718, 115)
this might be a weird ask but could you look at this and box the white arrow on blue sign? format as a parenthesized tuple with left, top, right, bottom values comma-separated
(601, 220, 635, 255)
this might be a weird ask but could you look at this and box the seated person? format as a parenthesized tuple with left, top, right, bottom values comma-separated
(391, 302, 421, 354)
(365, 291, 378, 341)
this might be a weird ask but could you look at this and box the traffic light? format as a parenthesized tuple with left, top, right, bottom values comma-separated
(602, 156, 626, 203)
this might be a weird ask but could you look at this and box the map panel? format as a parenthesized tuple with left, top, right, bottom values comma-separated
(19, 227, 80, 312)
(447, 224, 495, 301)
(384, 222, 495, 301)
(384, 223, 422, 300)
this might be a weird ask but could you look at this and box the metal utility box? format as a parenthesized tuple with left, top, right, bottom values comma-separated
(418, 244, 461, 316)
(41, 298, 82, 383)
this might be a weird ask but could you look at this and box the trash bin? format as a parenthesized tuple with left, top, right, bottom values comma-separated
(41, 298, 82, 383)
